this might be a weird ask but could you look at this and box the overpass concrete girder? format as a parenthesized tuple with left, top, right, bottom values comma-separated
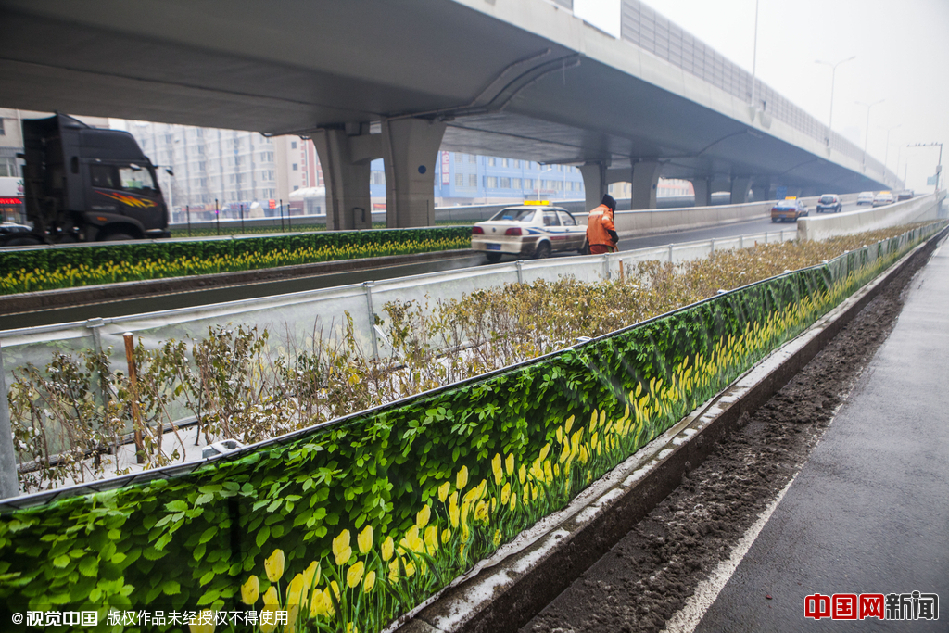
(0, 0, 894, 201)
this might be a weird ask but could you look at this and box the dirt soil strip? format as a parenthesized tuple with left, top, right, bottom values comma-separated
(518, 235, 945, 633)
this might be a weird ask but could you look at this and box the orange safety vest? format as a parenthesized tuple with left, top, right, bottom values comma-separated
(586, 204, 616, 248)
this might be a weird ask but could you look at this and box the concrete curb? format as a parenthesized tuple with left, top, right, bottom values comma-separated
(0, 249, 476, 315)
(394, 226, 948, 633)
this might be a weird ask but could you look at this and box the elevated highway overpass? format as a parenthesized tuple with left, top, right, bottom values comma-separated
(0, 0, 901, 230)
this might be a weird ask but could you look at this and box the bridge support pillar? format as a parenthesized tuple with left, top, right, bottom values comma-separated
(751, 177, 771, 202)
(690, 177, 712, 207)
(580, 162, 609, 212)
(382, 118, 447, 228)
(730, 176, 753, 204)
(631, 160, 661, 210)
(312, 128, 373, 231)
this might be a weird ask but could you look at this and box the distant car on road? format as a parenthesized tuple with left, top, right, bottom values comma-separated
(872, 191, 895, 207)
(771, 197, 809, 222)
(816, 194, 842, 213)
(857, 191, 876, 206)
(471, 203, 587, 262)
(897, 190, 915, 201)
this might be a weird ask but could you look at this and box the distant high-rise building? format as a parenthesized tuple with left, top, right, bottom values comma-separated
(129, 121, 284, 221)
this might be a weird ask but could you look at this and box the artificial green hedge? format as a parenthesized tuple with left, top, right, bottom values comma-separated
(0, 227, 471, 277)
(0, 226, 933, 632)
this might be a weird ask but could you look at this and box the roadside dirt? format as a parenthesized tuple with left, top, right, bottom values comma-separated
(520, 244, 933, 633)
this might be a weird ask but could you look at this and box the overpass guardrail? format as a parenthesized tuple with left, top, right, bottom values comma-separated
(618, 0, 898, 187)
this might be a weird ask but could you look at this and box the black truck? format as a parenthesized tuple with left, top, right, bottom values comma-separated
(3, 113, 170, 246)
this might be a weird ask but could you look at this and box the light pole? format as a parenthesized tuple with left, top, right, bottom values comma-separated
(856, 99, 884, 167)
(815, 56, 854, 139)
(535, 164, 553, 200)
(880, 124, 900, 181)
(895, 145, 903, 187)
(907, 143, 944, 193)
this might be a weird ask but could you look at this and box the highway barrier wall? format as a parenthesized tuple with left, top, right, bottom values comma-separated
(166, 195, 740, 232)
(799, 191, 946, 241)
(0, 221, 942, 632)
(606, 193, 857, 237)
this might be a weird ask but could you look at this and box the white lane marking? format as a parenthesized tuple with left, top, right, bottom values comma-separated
(660, 477, 797, 633)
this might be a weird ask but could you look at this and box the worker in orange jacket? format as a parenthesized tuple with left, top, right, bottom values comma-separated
(586, 194, 619, 254)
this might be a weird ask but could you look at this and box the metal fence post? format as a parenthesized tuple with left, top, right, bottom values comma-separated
(515, 260, 524, 285)
(739, 234, 744, 249)
(603, 254, 611, 281)
(668, 244, 674, 262)
(710, 238, 716, 255)
(87, 318, 106, 409)
(364, 282, 379, 360)
(0, 345, 19, 499)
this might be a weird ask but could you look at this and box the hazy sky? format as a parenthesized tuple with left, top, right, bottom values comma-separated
(574, 0, 949, 191)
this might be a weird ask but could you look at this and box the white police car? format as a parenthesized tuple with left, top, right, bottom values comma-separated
(471, 202, 588, 262)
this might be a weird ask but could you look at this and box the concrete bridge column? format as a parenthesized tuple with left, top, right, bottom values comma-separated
(730, 176, 753, 204)
(751, 177, 771, 202)
(580, 162, 609, 212)
(690, 177, 712, 207)
(631, 160, 661, 210)
(312, 128, 373, 231)
(382, 118, 447, 228)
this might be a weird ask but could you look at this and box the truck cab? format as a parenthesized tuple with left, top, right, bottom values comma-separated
(17, 113, 170, 244)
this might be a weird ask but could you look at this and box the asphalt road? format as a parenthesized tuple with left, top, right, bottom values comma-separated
(0, 203, 858, 330)
(692, 237, 949, 632)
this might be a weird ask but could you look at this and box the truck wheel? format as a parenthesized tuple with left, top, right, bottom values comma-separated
(4, 236, 42, 247)
(103, 233, 134, 241)
(534, 242, 551, 259)
(486, 253, 501, 263)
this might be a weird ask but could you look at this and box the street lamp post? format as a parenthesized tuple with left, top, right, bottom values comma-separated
(880, 124, 901, 178)
(536, 164, 553, 200)
(815, 56, 855, 140)
(856, 99, 884, 167)
(908, 143, 944, 193)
